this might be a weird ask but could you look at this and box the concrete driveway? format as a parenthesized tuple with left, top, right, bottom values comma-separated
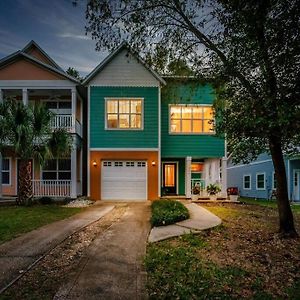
(55, 202, 151, 300)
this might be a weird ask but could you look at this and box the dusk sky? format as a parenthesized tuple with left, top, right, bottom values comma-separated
(0, 0, 108, 76)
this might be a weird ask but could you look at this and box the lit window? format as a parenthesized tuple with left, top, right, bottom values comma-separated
(170, 105, 214, 134)
(2, 158, 10, 184)
(42, 159, 71, 180)
(243, 175, 251, 190)
(106, 99, 142, 129)
(256, 173, 265, 190)
(191, 163, 203, 172)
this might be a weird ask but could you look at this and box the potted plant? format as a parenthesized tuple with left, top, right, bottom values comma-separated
(227, 187, 239, 202)
(206, 183, 221, 201)
(191, 185, 200, 201)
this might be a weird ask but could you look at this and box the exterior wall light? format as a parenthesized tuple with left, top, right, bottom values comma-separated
(151, 161, 156, 166)
(93, 160, 97, 167)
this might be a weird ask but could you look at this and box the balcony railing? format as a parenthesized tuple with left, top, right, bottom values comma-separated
(32, 180, 71, 197)
(50, 114, 82, 137)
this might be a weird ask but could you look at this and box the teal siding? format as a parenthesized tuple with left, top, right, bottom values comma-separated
(161, 81, 225, 158)
(90, 86, 158, 148)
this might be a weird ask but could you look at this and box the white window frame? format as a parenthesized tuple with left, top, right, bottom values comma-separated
(2, 157, 11, 185)
(243, 174, 251, 190)
(272, 171, 277, 190)
(168, 104, 215, 135)
(41, 158, 71, 181)
(256, 172, 266, 190)
(105, 97, 144, 130)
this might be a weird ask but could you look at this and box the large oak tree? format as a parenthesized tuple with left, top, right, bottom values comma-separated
(79, 0, 300, 236)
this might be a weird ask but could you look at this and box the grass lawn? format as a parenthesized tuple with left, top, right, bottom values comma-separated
(145, 201, 300, 299)
(0, 205, 82, 244)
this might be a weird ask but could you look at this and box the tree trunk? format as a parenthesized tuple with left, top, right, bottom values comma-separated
(269, 136, 298, 237)
(16, 159, 33, 206)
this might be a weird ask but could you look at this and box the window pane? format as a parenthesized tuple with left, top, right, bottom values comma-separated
(119, 114, 129, 128)
(244, 176, 250, 188)
(45, 101, 57, 109)
(170, 119, 181, 132)
(59, 102, 71, 109)
(164, 165, 175, 187)
(257, 174, 265, 188)
(107, 100, 118, 113)
(193, 107, 202, 119)
(191, 163, 203, 172)
(2, 172, 9, 184)
(203, 107, 213, 119)
(131, 114, 141, 128)
(119, 100, 130, 113)
(182, 107, 192, 119)
(203, 119, 214, 133)
(170, 106, 181, 119)
(182, 119, 192, 132)
(192, 120, 202, 133)
(58, 159, 71, 171)
(58, 172, 71, 180)
(107, 114, 118, 128)
(2, 159, 9, 171)
(131, 100, 142, 113)
(44, 159, 56, 171)
(42, 172, 57, 180)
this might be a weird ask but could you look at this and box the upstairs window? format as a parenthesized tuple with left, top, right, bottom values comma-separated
(170, 105, 214, 134)
(106, 98, 143, 129)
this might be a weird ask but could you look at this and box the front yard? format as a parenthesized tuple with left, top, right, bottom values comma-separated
(0, 205, 82, 244)
(145, 199, 300, 299)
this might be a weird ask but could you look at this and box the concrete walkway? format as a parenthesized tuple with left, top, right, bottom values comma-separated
(0, 203, 114, 292)
(148, 203, 221, 243)
(55, 202, 151, 300)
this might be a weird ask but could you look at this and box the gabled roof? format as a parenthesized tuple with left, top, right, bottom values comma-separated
(0, 44, 80, 84)
(22, 40, 64, 72)
(83, 42, 166, 85)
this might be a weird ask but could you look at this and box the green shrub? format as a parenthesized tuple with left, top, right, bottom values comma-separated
(151, 199, 189, 227)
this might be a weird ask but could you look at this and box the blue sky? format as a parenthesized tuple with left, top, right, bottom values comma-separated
(0, 0, 108, 76)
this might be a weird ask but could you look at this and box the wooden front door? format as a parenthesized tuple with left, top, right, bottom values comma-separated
(163, 163, 177, 195)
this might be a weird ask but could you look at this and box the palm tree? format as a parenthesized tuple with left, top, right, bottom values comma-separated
(0, 99, 72, 206)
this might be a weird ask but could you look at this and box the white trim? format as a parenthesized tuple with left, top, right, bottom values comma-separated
(272, 171, 277, 190)
(256, 172, 266, 190)
(22, 88, 28, 105)
(87, 86, 91, 197)
(0, 80, 76, 88)
(227, 159, 272, 170)
(243, 174, 251, 190)
(168, 104, 215, 135)
(1, 157, 12, 186)
(162, 161, 179, 195)
(104, 97, 144, 131)
(158, 86, 161, 197)
(90, 148, 159, 151)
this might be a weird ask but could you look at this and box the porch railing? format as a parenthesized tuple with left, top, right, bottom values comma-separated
(32, 180, 71, 197)
(50, 114, 74, 132)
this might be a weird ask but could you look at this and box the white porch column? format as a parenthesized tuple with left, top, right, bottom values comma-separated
(221, 157, 227, 196)
(71, 88, 76, 130)
(0, 89, 3, 103)
(22, 88, 28, 105)
(71, 141, 77, 198)
(185, 156, 192, 198)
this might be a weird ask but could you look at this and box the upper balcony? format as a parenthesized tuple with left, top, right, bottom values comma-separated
(0, 88, 83, 138)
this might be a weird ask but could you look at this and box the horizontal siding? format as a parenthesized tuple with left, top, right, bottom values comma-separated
(90, 86, 158, 148)
(161, 81, 224, 158)
(90, 49, 159, 87)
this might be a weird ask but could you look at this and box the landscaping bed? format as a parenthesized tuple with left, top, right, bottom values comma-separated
(150, 199, 189, 227)
(0, 205, 82, 244)
(145, 201, 300, 299)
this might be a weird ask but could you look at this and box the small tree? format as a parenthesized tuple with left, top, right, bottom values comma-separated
(79, 0, 300, 236)
(0, 99, 72, 206)
(66, 67, 83, 82)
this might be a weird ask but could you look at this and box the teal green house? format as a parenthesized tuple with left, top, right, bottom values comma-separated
(84, 43, 226, 201)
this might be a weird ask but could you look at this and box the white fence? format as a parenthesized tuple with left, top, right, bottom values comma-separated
(50, 115, 73, 132)
(32, 180, 71, 197)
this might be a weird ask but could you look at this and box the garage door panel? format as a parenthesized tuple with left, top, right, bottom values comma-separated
(101, 160, 147, 201)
